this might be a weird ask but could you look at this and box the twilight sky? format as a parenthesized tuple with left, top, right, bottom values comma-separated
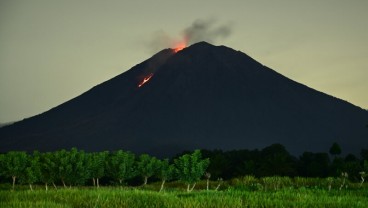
(0, 0, 367, 123)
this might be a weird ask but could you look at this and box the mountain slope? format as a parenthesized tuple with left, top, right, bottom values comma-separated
(1, 42, 367, 156)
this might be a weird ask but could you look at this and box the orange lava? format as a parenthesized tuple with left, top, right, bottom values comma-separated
(174, 43, 186, 53)
(138, 73, 154, 87)
(173, 39, 187, 53)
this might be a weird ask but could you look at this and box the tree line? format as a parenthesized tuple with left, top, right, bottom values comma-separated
(1, 142, 368, 191)
(200, 143, 368, 181)
(0, 149, 209, 192)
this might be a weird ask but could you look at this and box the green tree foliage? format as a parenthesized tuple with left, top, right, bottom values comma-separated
(137, 154, 160, 185)
(0, 153, 5, 182)
(64, 148, 89, 186)
(19, 152, 41, 191)
(174, 150, 209, 192)
(156, 159, 175, 192)
(87, 151, 108, 188)
(54, 149, 69, 187)
(37, 152, 58, 190)
(3, 143, 368, 189)
(54, 148, 89, 187)
(107, 150, 136, 185)
(0, 151, 28, 190)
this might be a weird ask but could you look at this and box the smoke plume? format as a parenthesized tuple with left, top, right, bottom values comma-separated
(184, 19, 232, 45)
(148, 18, 232, 52)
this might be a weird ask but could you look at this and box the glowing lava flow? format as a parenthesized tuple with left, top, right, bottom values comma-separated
(138, 73, 154, 87)
(174, 43, 186, 53)
(173, 41, 187, 53)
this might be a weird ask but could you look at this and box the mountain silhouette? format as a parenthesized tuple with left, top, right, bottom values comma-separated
(1, 42, 367, 156)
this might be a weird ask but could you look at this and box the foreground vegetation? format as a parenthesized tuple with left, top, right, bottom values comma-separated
(1, 144, 368, 207)
(1, 180, 368, 208)
(0, 149, 209, 192)
(1, 143, 368, 190)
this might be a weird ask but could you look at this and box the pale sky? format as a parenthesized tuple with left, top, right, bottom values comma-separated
(0, 0, 367, 123)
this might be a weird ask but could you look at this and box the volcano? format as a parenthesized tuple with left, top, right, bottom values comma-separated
(1, 42, 367, 156)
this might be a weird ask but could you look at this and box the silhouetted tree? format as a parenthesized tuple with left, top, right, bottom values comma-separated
(329, 142, 342, 157)
(258, 144, 297, 176)
(343, 154, 362, 181)
(360, 149, 368, 161)
(224, 149, 260, 178)
(330, 157, 345, 177)
(298, 152, 330, 177)
(364, 160, 368, 172)
(201, 149, 230, 179)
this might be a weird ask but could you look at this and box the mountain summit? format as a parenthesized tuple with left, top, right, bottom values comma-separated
(1, 42, 367, 156)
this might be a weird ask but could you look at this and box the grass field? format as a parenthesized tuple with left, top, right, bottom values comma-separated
(1, 180, 368, 208)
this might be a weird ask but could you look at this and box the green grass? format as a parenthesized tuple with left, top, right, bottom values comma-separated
(1, 185, 368, 208)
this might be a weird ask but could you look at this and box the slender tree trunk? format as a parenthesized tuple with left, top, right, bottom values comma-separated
(143, 176, 148, 186)
(215, 183, 221, 191)
(29, 184, 33, 191)
(119, 179, 123, 185)
(340, 178, 346, 190)
(206, 179, 209, 191)
(12, 176, 16, 191)
(360, 176, 365, 187)
(189, 183, 196, 192)
(62, 179, 67, 188)
(159, 179, 165, 192)
(45, 183, 48, 192)
(187, 184, 190, 192)
(97, 178, 100, 188)
(52, 182, 57, 190)
(92, 178, 96, 187)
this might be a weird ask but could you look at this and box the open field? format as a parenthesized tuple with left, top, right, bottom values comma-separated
(1, 181, 368, 208)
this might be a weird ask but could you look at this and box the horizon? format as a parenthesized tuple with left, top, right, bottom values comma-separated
(1, 1, 367, 123)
